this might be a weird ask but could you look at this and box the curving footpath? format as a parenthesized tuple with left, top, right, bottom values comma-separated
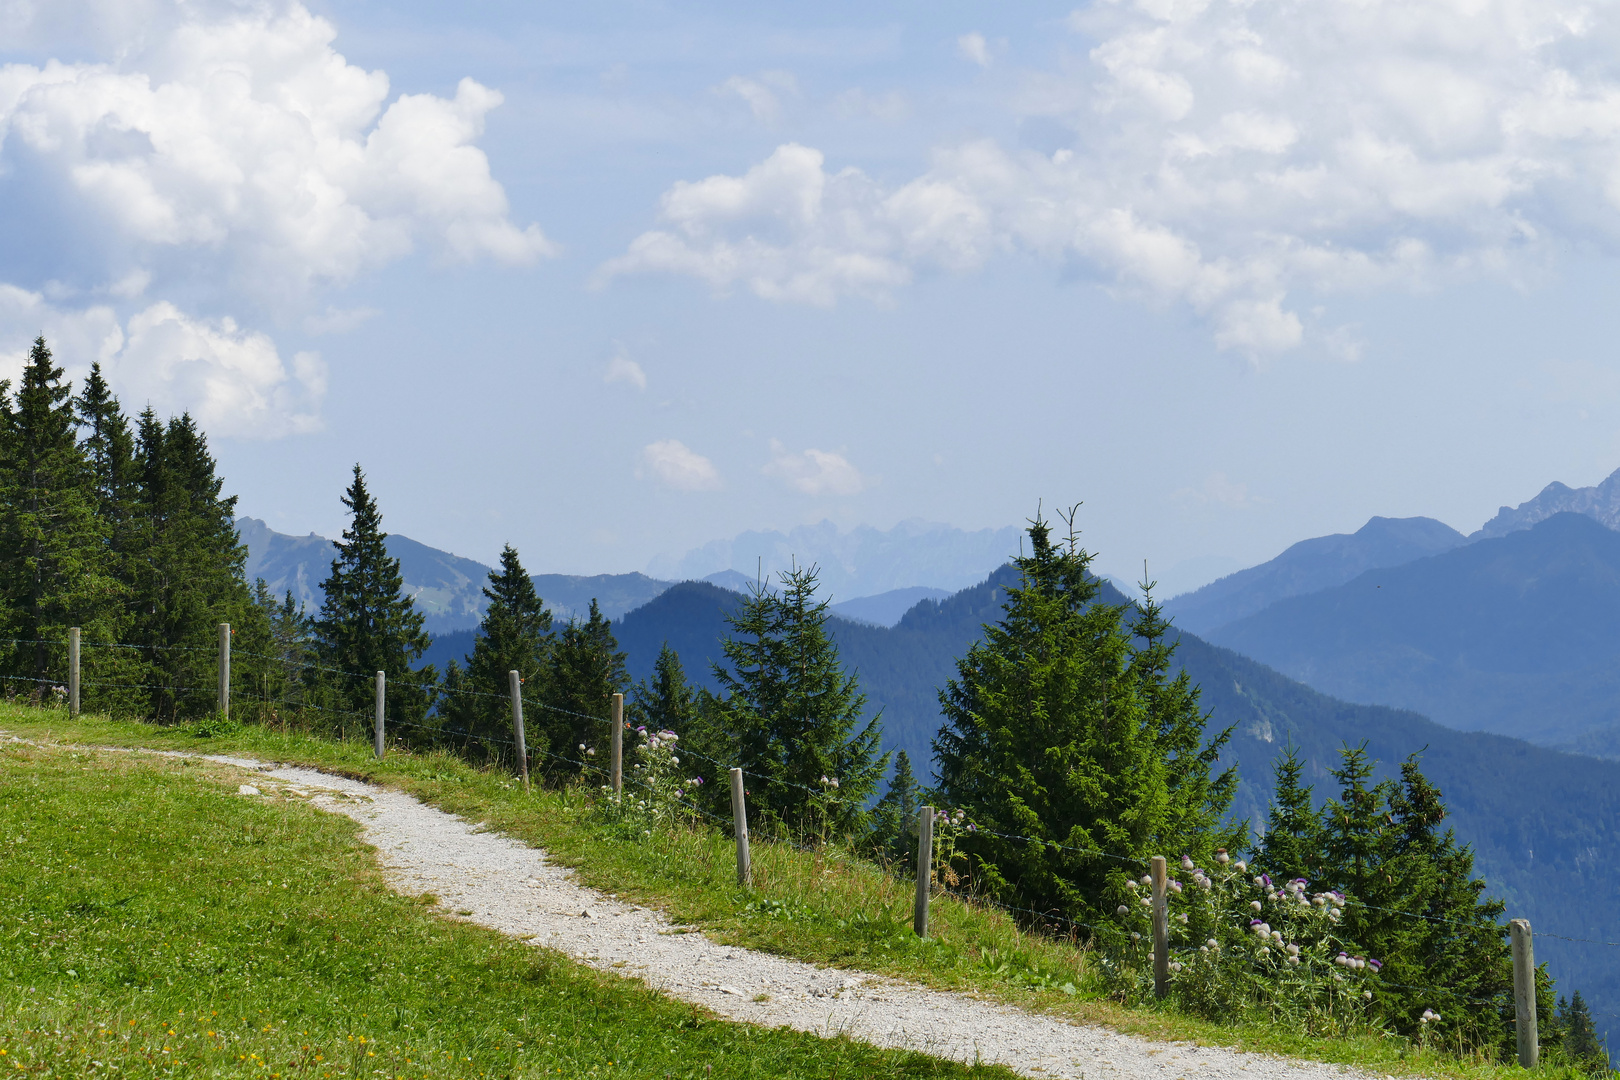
(75, 745, 1398, 1080)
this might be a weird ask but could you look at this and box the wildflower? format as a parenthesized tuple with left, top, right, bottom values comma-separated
(1234, 860, 1247, 871)
(821, 776, 829, 785)
(1258, 946, 1271, 957)
(1363, 991, 1373, 1001)
(1207, 938, 1218, 949)
(1215, 849, 1230, 864)
(1140, 896, 1152, 907)
(829, 778, 839, 789)
(587, 748, 596, 756)
(1130, 932, 1141, 941)
(1168, 880, 1182, 894)
(1180, 855, 1195, 871)
(579, 744, 586, 751)
(1139, 875, 1152, 887)
(1117, 905, 1130, 917)
(1249, 900, 1262, 912)
(1270, 931, 1283, 944)
(1287, 956, 1300, 966)
(1368, 958, 1382, 971)
(1177, 913, 1188, 925)
(1168, 961, 1183, 973)
(1329, 907, 1342, 918)
(1285, 943, 1300, 956)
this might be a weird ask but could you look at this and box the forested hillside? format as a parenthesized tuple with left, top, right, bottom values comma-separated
(612, 560, 1620, 1033)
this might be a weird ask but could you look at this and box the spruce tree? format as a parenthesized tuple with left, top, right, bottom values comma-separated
(1258, 746, 1325, 883)
(314, 465, 434, 731)
(1318, 746, 1513, 1042)
(932, 509, 1242, 923)
(1558, 992, 1609, 1075)
(0, 338, 115, 689)
(125, 411, 253, 719)
(630, 643, 696, 733)
(542, 599, 628, 771)
(693, 564, 886, 839)
(870, 748, 920, 860)
(443, 544, 553, 756)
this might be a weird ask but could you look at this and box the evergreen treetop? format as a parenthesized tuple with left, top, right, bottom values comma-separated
(443, 544, 553, 754)
(932, 507, 1242, 923)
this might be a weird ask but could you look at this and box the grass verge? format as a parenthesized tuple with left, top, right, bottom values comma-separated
(0, 705, 1573, 1080)
(0, 733, 1011, 1078)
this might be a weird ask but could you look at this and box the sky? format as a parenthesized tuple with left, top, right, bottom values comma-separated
(6, 0, 1620, 594)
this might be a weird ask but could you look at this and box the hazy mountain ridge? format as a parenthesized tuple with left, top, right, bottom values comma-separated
(648, 519, 1024, 599)
(1475, 466, 1620, 539)
(606, 561, 1620, 1028)
(1206, 512, 1620, 746)
(1164, 516, 1466, 635)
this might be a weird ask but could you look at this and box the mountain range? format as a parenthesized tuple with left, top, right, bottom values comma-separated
(240, 519, 966, 635)
(601, 563, 1620, 1032)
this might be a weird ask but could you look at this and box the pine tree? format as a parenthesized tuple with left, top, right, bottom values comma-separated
(932, 509, 1242, 923)
(235, 581, 312, 725)
(1258, 746, 1325, 883)
(0, 338, 116, 691)
(870, 748, 920, 861)
(693, 564, 886, 839)
(630, 643, 696, 733)
(125, 411, 253, 719)
(542, 599, 627, 772)
(313, 465, 435, 731)
(1559, 992, 1609, 1075)
(1318, 746, 1513, 1042)
(443, 545, 553, 756)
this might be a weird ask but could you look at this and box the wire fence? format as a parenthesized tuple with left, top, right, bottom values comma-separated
(1, 631, 1604, 1043)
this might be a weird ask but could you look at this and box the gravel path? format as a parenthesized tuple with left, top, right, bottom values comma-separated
(73, 745, 1394, 1080)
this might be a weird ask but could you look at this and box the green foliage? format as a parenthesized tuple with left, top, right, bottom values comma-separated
(630, 641, 697, 733)
(540, 598, 628, 771)
(124, 408, 256, 720)
(1259, 746, 1326, 885)
(692, 564, 887, 840)
(1555, 993, 1612, 1076)
(442, 543, 553, 756)
(313, 464, 435, 730)
(871, 748, 920, 862)
(0, 339, 118, 690)
(933, 509, 1242, 925)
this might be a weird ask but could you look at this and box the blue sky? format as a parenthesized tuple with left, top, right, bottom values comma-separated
(5, 0, 1620, 593)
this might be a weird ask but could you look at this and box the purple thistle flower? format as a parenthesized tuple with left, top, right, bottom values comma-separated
(1259, 873, 1273, 888)
(1368, 959, 1382, 971)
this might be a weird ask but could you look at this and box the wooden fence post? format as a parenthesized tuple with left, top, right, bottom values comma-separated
(508, 670, 529, 790)
(373, 671, 386, 759)
(217, 623, 230, 717)
(1511, 918, 1538, 1067)
(68, 627, 80, 717)
(914, 805, 934, 938)
(729, 767, 751, 888)
(611, 692, 624, 799)
(1151, 855, 1169, 998)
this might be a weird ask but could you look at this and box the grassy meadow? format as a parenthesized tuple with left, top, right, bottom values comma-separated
(0, 704, 1582, 1080)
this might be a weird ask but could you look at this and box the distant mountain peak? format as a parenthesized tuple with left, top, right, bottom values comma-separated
(1474, 467, 1620, 540)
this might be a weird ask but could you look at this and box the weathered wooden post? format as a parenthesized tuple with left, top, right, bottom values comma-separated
(508, 670, 529, 790)
(1511, 918, 1538, 1067)
(611, 692, 624, 799)
(68, 627, 80, 717)
(217, 623, 230, 717)
(729, 767, 751, 888)
(373, 671, 386, 759)
(914, 805, 934, 938)
(1151, 855, 1169, 998)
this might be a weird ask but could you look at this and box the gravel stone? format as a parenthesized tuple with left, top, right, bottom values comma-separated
(28, 740, 1412, 1080)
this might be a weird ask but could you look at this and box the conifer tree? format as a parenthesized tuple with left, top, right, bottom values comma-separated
(1558, 992, 1609, 1075)
(235, 581, 312, 724)
(542, 599, 628, 770)
(1318, 746, 1513, 1042)
(125, 410, 253, 719)
(0, 338, 115, 687)
(314, 465, 434, 729)
(693, 564, 886, 838)
(1258, 746, 1325, 883)
(932, 509, 1242, 923)
(74, 363, 136, 533)
(630, 643, 696, 733)
(870, 748, 920, 861)
(443, 545, 553, 754)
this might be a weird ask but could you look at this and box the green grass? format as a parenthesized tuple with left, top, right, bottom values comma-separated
(0, 705, 1584, 1080)
(0, 734, 1013, 1078)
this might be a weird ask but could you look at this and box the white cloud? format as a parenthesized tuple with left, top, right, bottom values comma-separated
(609, 0, 1620, 356)
(0, 3, 555, 294)
(834, 88, 909, 122)
(718, 72, 797, 124)
(605, 353, 647, 390)
(640, 439, 720, 491)
(763, 440, 869, 496)
(303, 305, 379, 335)
(0, 285, 324, 438)
(957, 33, 991, 68)
(1173, 472, 1265, 509)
